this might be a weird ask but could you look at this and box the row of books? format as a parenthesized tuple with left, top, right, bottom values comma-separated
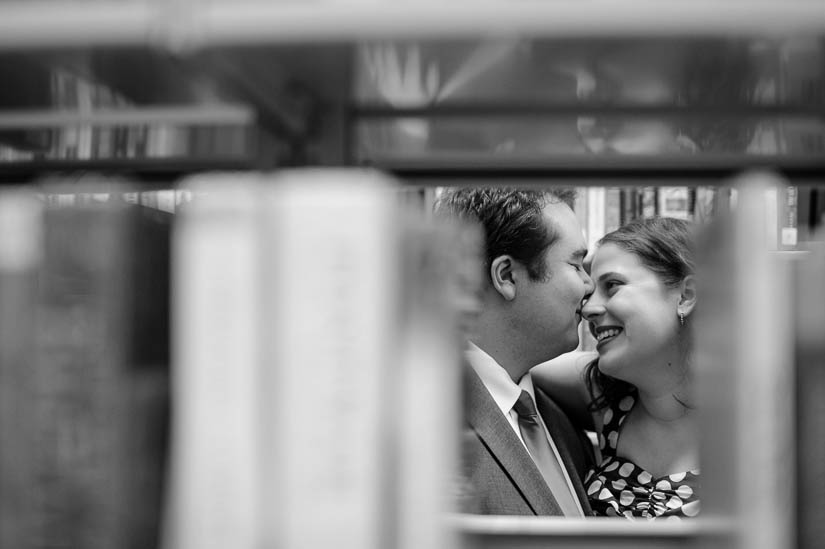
(0, 170, 821, 549)
(0, 181, 172, 549)
(692, 176, 825, 549)
(0, 170, 472, 549)
(1, 64, 251, 162)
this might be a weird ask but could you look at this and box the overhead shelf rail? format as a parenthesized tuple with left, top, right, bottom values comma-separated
(379, 155, 825, 185)
(1, 0, 825, 50)
(0, 105, 254, 129)
(0, 1, 824, 184)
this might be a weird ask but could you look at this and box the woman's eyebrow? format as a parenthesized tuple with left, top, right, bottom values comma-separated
(597, 271, 623, 283)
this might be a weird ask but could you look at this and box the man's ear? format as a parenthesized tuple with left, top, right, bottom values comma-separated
(677, 275, 697, 317)
(490, 255, 517, 301)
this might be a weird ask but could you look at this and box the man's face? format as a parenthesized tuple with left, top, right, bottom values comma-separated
(513, 201, 593, 365)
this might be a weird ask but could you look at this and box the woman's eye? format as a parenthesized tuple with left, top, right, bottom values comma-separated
(605, 280, 622, 292)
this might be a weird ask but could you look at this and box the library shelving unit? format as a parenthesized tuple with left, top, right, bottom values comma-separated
(0, 1, 824, 183)
(1, 2, 824, 549)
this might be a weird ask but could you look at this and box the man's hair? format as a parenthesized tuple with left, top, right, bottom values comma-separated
(433, 187, 577, 282)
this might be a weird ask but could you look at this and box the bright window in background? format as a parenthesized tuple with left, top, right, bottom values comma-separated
(353, 37, 825, 161)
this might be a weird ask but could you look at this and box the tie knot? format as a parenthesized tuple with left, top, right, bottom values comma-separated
(513, 390, 539, 423)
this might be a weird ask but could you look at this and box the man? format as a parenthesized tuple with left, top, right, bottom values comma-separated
(435, 187, 595, 516)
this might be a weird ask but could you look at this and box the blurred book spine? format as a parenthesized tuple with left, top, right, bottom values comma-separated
(658, 187, 692, 220)
(261, 170, 399, 549)
(163, 169, 464, 549)
(10, 183, 171, 549)
(604, 188, 621, 233)
(733, 178, 795, 549)
(393, 209, 468, 549)
(780, 185, 798, 249)
(163, 175, 263, 549)
(795, 238, 825, 549)
(695, 174, 795, 549)
(0, 188, 43, 549)
(583, 187, 605, 251)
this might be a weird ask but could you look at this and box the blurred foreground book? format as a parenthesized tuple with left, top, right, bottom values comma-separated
(0, 188, 42, 549)
(795, 235, 825, 549)
(164, 169, 466, 549)
(0, 182, 171, 549)
(695, 174, 796, 549)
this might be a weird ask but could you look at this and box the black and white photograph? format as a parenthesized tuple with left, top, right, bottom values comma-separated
(0, 2, 824, 549)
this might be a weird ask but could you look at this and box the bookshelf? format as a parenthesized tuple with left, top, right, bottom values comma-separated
(0, 2, 824, 549)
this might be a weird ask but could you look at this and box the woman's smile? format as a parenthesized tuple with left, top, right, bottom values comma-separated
(592, 324, 624, 349)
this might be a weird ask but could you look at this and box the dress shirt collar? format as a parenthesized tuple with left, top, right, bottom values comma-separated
(466, 342, 537, 417)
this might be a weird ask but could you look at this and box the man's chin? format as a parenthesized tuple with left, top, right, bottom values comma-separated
(567, 329, 582, 350)
(551, 337, 580, 359)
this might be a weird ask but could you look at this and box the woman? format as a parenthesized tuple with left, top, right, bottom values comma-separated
(533, 216, 699, 519)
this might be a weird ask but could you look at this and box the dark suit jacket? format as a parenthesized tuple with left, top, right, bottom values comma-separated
(458, 366, 595, 516)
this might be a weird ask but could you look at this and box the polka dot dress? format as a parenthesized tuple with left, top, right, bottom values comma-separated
(584, 392, 700, 519)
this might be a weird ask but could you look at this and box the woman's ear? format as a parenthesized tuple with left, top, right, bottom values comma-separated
(678, 275, 697, 317)
(490, 255, 517, 301)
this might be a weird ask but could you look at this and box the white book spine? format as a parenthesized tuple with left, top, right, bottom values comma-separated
(394, 216, 465, 549)
(0, 188, 42, 549)
(164, 175, 262, 549)
(732, 175, 794, 549)
(586, 187, 606, 251)
(697, 173, 795, 549)
(261, 169, 398, 549)
(0, 188, 43, 272)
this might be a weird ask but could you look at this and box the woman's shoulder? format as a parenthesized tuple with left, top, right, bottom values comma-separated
(543, 350, 599, 371)
(532, 350, 600, 431)
(574, 350, 599, 367)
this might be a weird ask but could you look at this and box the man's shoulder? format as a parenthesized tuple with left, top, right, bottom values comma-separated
(533, 384, 563, 409)
(533, 384, 596, 473)
(533, 385, 578, 433)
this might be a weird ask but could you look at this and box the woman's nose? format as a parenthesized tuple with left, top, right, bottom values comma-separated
(581, 294, 604, 320)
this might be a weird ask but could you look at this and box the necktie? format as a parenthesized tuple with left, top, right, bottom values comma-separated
(512, 390, 581, 517)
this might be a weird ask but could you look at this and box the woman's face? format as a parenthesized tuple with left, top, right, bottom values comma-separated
(581, 243, 683, 383)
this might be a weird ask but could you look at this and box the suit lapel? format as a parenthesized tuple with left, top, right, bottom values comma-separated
(465, 368, 562, 516)
(535, 389, 594, 514)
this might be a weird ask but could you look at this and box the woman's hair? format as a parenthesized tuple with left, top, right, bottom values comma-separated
(585, 216, 696, 411)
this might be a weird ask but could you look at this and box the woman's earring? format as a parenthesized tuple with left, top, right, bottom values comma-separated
(679, 312, 685, 327)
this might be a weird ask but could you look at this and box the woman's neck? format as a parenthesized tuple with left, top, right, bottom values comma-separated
(633, 353, 693, 422)
(635, 385, 692, 422)
(619, 377, 699, 476)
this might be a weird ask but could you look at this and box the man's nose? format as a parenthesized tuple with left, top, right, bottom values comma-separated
(582, 269, 595, 296)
